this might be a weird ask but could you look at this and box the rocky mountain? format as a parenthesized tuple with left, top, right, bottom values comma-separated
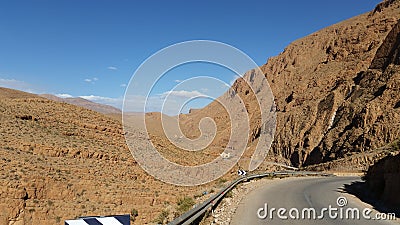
(40, 94, 121, 115)
(262, 1, 400, 167)
(357, 12, 400, 212)
(180, 0, 400, 169)
(0, 87, 226, 224)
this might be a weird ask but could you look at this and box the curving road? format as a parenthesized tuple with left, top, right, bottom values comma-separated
(231, 176, 398, 225)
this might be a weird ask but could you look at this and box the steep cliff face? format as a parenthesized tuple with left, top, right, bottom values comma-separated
(182, 0, 400, 168)
(249, 1, 400, 167)
(304, 20, 400, 166)
(262, 2, 400, 167)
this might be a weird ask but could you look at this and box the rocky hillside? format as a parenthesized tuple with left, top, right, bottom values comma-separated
(0, 88, 230, 224)
(263, 1, 400, 167)
(181, 0, 400, 168)
(40, 94, 121, 115)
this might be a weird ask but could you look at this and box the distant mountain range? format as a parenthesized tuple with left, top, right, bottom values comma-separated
(39, 94, 121, 114)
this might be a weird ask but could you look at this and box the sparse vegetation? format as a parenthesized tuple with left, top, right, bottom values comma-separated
(217, 178, 228, 186)
(390, 139, 400, 151)
(154, 209, 169, 224)
(175, 196, 195, 215)
(225, 190, 233, 198)
(193, 193, 202, 199)
(130, 208, 138, 222)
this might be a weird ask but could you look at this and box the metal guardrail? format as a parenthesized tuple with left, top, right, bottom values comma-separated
(167, 171, 332, 225)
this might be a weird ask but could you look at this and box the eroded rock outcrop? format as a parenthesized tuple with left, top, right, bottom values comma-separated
(183, 0, 400, 168)
(266, 7, 400, 167)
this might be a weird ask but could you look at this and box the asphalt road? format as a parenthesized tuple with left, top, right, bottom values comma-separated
(231, 176, 398, 225)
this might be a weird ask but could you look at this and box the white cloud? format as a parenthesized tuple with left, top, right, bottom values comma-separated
(84, 77, 98, 83)
(78, 94, 153, 113)
(79, 95, 123, 109)
(76, 89, 208, 116)
(123, 90, 206, 115)
(174, 79, 183, 83)
(0, 78, 29, 88)
(79, 95, 118, 102)
(124, 94, 180, 115)
(160, 90, 206, 98)
(55, 93, 73, 98)
(0, 78, 39, 93)
(120, 83, 127, 87)
(107, 66, 118, 71)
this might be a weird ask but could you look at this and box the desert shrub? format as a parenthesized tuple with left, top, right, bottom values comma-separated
(176, 196, 195, 215)
(390, 139, 400, 151)
(218, 178, 227, 184)
(225, 190, 233, 198)
(154, 209, 169, 224)
(130, 208, 139, 222)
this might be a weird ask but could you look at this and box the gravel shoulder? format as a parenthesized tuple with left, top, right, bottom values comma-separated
(201, 176, 288, 225)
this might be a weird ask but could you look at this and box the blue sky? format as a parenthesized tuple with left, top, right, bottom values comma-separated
(0, 1, 381, 114)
